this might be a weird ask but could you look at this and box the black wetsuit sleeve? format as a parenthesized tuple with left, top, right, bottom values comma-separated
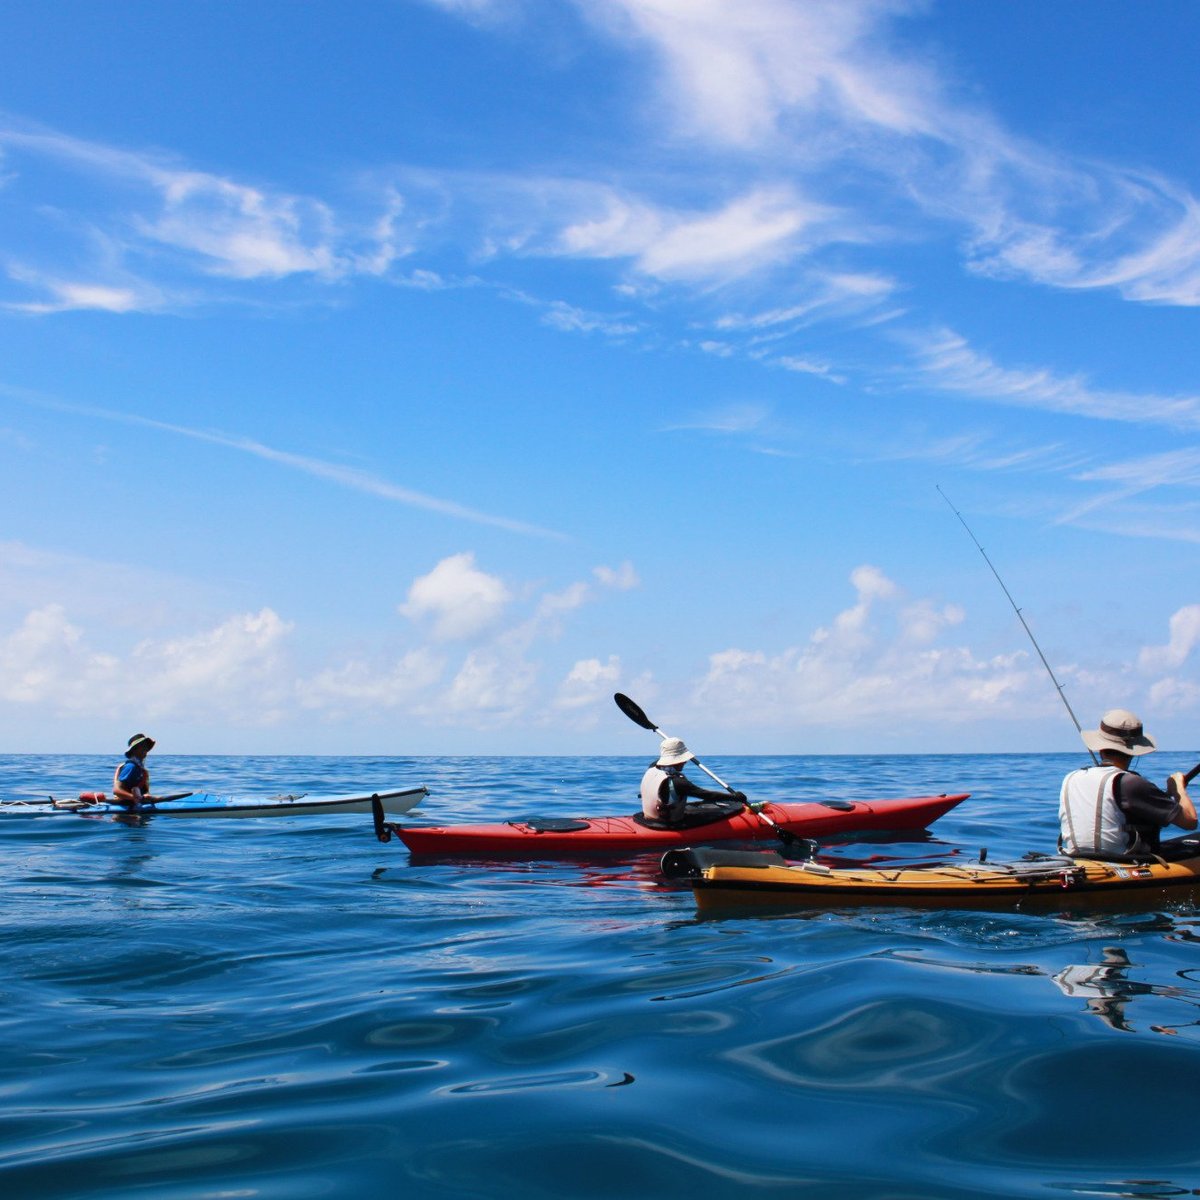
(674, 773, 732, 804)
(1114, 772, 1181, 829)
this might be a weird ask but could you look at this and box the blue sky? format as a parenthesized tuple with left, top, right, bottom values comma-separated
(2, 0, 1199, 756)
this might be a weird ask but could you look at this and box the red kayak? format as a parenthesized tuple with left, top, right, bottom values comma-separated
(386, 793, 969, 856)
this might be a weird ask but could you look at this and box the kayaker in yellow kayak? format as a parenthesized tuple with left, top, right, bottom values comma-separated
(112, 733, 159, 809)
(1060, 709, 1196, 859)
(641, 737, 745, 828)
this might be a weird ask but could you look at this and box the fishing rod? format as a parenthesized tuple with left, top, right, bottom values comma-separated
(937, 485, 1099, 765)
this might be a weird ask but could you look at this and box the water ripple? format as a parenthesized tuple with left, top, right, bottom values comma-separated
(4, 753, 1200, 1198)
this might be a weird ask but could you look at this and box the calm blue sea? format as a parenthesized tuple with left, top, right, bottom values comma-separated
(2, 752, 1199, 1199)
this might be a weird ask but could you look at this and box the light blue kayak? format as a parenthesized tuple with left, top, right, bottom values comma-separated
(4, 785, 427, 819)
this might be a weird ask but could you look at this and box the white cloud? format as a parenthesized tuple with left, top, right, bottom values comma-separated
(590, 0, 935, 148)
(538, 299, 641, 337)
(142, 172, 340, 280)
(0, 605, 118, 709)
(594, 561, 640, 590)
(3, 269, 158, 315)
(557, 185, 831, 283)
(904, 327, 1200, 431)
(692, 567, 1041, 731)
(901, 599, 964, 645)
(443, 647, 539, 723)
(1148, 675, 1200, 714)
(586, 0, 1200, 308)
(555, 655, 622, 710)
(0, 604, 293, 723)
(536, 581, 591, 623)
(8, 0, 1200, 337)
(399, 553, 513, 641)
(6, 394, 564, 539)
(772, 355, 844, 384)
(291, 560, 639, 724)
(133, 608, 291, 701)
(0, 124, 404, 312)
(1139, 605, 1200, 674)
(419, 0, 516, 24)
(0, 539, 211, 628)
(664, 402, 769, 435)
(640, 189, 825, 281)
(300, 648, 446, 715)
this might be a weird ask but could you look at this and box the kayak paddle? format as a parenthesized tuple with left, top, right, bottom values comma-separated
(613, 692, 796, 845)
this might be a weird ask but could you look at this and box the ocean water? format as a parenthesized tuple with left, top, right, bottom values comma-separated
(2, 752, 1200, 1199)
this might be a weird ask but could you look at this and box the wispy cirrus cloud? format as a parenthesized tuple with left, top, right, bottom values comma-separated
(3, 388, 565, 539)
(584, 0, 1200, 308)
(1055, 448, 1200, 538)
(558, 184, 833, 282)
(0, 121, 406, 312)
(902, 327, 1200, 431)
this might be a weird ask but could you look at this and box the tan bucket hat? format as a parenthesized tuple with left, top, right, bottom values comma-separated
(126, 733, 156, 756)
(1081, 709, 1156, 756)
(656, 737, 694, 767)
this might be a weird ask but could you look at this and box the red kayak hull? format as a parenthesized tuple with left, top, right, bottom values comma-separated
(395, 793, 969, 856)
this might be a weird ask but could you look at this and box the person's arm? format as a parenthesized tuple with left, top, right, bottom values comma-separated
(1117, 772, 1195, 832)
(112, 760, 145, 806)
(675, 773, 745, 804)
(1167, 773, 1197, 830)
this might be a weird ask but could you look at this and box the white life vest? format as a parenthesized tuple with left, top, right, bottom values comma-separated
(1059, 766, 1130, 856)
(641, 765, 675, 821)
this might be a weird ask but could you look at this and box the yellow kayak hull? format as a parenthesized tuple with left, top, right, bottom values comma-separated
(663, 843, 1200, 912)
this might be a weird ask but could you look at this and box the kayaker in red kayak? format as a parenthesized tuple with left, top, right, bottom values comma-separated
(641, 737, 746, 827)
(1059, 709, 1196, 859)
(112, 733, 159, 809)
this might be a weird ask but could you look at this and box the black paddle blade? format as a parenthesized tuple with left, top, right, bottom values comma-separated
(613, 692, 657, 732)
(371, 794, 392, 843)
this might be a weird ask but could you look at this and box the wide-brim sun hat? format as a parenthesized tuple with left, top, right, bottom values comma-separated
(1081, 709, 1156, 756)
(127, 733, 156, 755)
(656, 737, 694, 767)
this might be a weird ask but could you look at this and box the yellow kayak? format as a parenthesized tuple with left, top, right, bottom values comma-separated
(662, 840, 1200, 912)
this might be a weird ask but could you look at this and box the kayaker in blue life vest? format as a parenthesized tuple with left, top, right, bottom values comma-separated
(1059, 709, 1196, 859)
(641, 737, 745, 827)
(113, 733, 158, 809)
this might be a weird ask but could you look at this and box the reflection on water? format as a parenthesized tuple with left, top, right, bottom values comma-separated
(1052, 945, 1200, 1036)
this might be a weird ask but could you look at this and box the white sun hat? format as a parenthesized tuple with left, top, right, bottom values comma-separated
(656, 737, 694, 767)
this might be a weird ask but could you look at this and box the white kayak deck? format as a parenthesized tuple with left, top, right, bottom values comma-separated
(3, 785, 428, 819)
